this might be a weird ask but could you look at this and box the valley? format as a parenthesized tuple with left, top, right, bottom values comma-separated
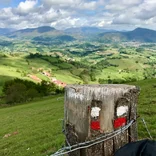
(0, 39, 156, 88)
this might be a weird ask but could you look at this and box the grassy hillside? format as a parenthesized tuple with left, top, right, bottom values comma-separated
(0, 39, 156, 85)
(7, 26, 63, 39)
(0, 76, 13, 95)
(0, 79, 156, 156)
(0, 46, 155, 94)
(0, 95, 64, 156)
(0, 53, 82, 89)
(129, 79, 156, 139)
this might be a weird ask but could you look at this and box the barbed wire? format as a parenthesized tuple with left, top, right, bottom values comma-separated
(51, 119, 135, 156)
(141, 118, 153, 139)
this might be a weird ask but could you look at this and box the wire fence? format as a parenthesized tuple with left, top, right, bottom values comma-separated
(51, 116, 153, 156)
(51, 119, 135, 156)
(141, 118, 153, 140)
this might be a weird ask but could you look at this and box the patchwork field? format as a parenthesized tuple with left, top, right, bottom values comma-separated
(0, 42, 156, 89)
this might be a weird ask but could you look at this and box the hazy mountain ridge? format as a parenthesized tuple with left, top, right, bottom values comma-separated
(124, 27, 156, 42)
(64, 27, 115, 34)
(0, 26, 156, 43)
(99, 27, 156, 42)
(6, 26, 63, 39)
(14, 26, 56, 34)
(0, 28, 16, 35)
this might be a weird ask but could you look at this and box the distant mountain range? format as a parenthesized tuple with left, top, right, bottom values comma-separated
(0, 26, 156, 43)
(98, 27, 156, 42)
(5, 26, 76, 43)
(0, 28, 15, 35)
(6, 26, 62, 38)
(65, 27, 116, 35)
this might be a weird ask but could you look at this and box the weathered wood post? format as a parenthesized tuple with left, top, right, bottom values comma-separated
(64, 84, 139, 156)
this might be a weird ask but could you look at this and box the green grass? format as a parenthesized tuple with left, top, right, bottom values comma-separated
(0, 46, 156, 155)
(0, 76, 13, 94)
(129, 79, 156, 140)
(0, 95, 64, 156)
(0, 79, 156, 156)
(0, 54, 84, 84)
(54, 70, 82, 84)
(0, 48, 155, 85)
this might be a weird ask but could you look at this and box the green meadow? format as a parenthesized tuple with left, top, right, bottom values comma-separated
(0, 42, 156, 89)
(130, 79, 156, 140)
(0, 95, 64, 156)
(0, 79, 156, 156)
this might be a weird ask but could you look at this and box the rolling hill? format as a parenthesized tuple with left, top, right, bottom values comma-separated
(4, 26, 76, 43)
(98, 27, 156, 43)
(6, 26, 63, 38)
(64, 26, 114, 35)
(124, 27, 156, 42)
(1, 26, 156, 43)
(64, 27, 117, 40)
(0, 28, 15, 35)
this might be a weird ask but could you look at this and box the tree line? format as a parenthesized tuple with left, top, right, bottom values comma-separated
(2, 78, 64, 104)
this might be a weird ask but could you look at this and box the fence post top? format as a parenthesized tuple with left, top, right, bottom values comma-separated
(66, 84, 138, 89)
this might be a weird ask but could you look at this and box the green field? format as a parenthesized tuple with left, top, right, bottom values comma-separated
(0, 79, 156, 156)
(0, 41, 156, 155)
(0, 95, 64, 156)
(0, 42, 156, 87)
(0, 54, 82, 87)
(130, 79, 156, 139)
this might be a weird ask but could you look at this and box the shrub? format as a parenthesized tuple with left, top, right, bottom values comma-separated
(2, 78, 61, 104)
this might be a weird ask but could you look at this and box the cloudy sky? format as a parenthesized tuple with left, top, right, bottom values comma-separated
(0, 0, 156, 30)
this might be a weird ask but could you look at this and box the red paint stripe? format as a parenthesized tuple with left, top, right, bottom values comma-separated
(114, 117, 126, 129)
(91, 121, 100, 130)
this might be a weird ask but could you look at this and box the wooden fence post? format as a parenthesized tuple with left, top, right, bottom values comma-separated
(64, 84, 139, 156)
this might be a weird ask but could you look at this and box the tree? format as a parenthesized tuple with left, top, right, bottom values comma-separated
(26, 59, 30, 65)
(90, 72, 96, 81)
(27, 88, 39, 100)
(2, 78, 62, 104)
(37, 80, 57, 96)
(98, 78, 106, 84)
(136, 48, 144, 53)
(5, 83, 27, 104)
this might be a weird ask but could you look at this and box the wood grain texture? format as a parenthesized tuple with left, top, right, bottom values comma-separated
(64, 84, 139, 156)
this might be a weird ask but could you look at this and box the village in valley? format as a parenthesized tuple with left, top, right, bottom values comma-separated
(28, 67, 66, 88)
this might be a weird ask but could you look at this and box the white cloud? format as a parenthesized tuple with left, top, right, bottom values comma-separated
(42, 0, 77, 5)
(17, 0, 38, 14)
(105, 0, 142, 10)
(0, 0, 156, 30)
(78, 1, 97, 10)
(41, 0, 81, 8)
(113, 13, 141, 25)
(0, 8, 13, 20)
(97, 20, 112, 27)
(134, 0, 156, 20)
(41, 0, 98, 10)
(50, 17, 86, 29)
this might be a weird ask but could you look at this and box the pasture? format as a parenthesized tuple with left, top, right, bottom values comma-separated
(0, 79, 156, 156)
(0, 95, 64, 156)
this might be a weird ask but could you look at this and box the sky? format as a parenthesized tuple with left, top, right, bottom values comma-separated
(0, 0, 156, 30)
